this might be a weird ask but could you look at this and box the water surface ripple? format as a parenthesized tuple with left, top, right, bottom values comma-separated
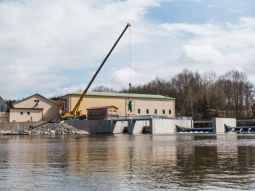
(1, 134, 255, 190)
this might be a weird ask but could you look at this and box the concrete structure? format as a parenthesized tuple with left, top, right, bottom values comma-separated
(151, 119, 193, 134)
(67, 118, 193, 134)
(212, 118, 236, 133)
(11, 94, 60, 122)
(87, 106, 119, 120)
(68, 120, 112, 134)
(62, 91, 175, 118)
(0, 96, 9, 122)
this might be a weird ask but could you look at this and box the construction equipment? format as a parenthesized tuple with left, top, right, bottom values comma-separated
(60, 23, 131, 120)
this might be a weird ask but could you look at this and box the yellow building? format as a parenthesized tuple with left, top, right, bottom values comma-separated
(62, 91, 175, 118)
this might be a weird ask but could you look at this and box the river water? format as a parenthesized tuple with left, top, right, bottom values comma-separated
(1, 134, 255, 190)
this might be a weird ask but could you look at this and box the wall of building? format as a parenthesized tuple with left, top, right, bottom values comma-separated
(0, 97, 9, 112)
(9, 109, 43, 122)
(62, 95, 69, 113)
(64, 94, 175, 118)
(13, 94, 59, 121)
(0, 112, 9, 123)
(136, 98, 175, 118)
(68, 95, 128, 116)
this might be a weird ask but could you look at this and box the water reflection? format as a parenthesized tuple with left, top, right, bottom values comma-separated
(1, 134, 255, 190)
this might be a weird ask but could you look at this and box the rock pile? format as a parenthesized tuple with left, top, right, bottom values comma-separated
(30, 122, 90, 135)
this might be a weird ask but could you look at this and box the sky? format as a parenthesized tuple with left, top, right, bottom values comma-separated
(0, 0, 255, 100)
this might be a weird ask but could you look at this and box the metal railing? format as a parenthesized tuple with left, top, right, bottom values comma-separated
(107, 115, 192, 120)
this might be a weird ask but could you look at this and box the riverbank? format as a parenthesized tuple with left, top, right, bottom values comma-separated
(0, 122, 89, 135)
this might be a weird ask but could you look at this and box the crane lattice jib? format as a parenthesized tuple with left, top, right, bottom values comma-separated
(71, 23, 131, 116)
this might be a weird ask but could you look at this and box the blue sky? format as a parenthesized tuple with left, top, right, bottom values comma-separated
(0, 0, 255, 100)
(147, 0, 255, 24)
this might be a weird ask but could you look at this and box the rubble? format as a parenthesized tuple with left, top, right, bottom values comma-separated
(1, 122, 90, 135)
(30, 122, 90, 135)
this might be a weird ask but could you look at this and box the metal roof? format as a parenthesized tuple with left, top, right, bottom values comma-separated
(87, 105, 118, 110)
(52, 100, 63, 106)
(69, 91, 175, 100)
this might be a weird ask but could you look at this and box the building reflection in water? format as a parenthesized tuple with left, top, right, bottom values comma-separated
(1, 134, 255, 190)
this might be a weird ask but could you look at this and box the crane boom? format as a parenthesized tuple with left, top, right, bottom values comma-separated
(60, 23, 131, 119)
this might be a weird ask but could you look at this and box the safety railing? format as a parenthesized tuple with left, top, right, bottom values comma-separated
(107, 115, 192, 120)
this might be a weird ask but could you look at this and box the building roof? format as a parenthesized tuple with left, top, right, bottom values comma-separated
(12, 93, 61, 106)
(87, 106, 118, 110)
(10, 108, 43, 110)
(52, 100, 63, 106)
(69, 91, 175, 100)
(0, 96, 9, 111)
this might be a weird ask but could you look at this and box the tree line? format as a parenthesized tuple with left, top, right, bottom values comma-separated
(92, 69, 255, 120)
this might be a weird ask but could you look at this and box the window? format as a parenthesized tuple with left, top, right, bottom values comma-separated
(20, 112, 23, 115)
(169, 110, 171, 114)
(138, 109, 140, 114)
(1, 105, 4, 112)
(27, 112, 30, 115)
(155, 109, 157, 114)
(102, 110, 106, 114)
(113, 110, 116, 112)
(146, 109, 149, 114)
(88, 110, 92, 114)
(163, 109, 165, 114)
(63, 103, 65, 109)
(108, 110, 112, 112)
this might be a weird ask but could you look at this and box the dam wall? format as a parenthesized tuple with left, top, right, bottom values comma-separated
(67, 120, 112, 134)
(68, 118, 193, 134)
(151, 119, 193, 134)
(212, 118, 236, 133)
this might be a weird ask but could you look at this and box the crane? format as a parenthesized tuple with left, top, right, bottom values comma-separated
(60, 23, 131, 120)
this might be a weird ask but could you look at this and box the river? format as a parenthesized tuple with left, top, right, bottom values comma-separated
(1, 134, 255, 190)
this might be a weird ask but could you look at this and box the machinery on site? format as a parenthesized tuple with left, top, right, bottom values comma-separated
(59, 23, 131, 120)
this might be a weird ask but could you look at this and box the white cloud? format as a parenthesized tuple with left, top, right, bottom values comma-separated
(208, 5, 215, 8)
(107, 67, 156, 90)
(228, 9, 243, 14)
(180, 44, 223, 63)
(159, 21, 224, 36)
(0, 0, 162, 98)
(1, 0, 255, 99)
(44, 83, 88, 98)
(160, 17, 255, 49)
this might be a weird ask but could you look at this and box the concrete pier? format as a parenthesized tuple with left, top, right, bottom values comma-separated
(212, 118, 236, 133)
(129, 119, 152, 134)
